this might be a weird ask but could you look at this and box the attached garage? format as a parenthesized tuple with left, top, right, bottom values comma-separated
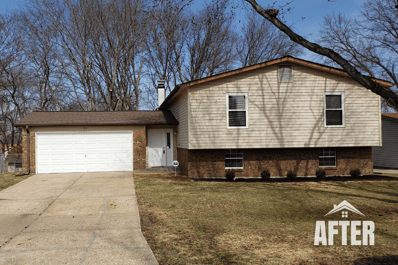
(15, 111, 179, 174)
(373, 113, 398, 169)
(36, 132, 133, 173)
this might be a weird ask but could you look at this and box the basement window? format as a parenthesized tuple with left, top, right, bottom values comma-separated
(225, 149, 243, 169)
(319, 148, 336, 167)
(278, 65, 292, 82)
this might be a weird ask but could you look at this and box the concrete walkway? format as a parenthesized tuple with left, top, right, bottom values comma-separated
(0, 172, 158, 265)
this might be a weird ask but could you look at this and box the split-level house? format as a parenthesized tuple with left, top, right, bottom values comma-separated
(15, 57, 393, 177)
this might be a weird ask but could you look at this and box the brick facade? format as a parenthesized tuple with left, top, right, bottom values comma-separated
(21, 130, 35, 173)
(133, 129, 147, 170)
(177, 148, 189, 175)
(183, 147, 373, 178)
(21, 130, 26, 172)
(323, 147, 373, 176)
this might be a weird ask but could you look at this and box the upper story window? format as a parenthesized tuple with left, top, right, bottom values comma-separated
(278, 65, 292, 82)
(324, 92, 344, 127)
(227, 93, 248, 128)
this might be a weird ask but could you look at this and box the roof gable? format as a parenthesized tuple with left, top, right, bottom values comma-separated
(160, 56, 393, 109)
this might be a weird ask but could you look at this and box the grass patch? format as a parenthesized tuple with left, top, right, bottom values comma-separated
(134, 172, 398, 265)
(0, 172, 34, 191)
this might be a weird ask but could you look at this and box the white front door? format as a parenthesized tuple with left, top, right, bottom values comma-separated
(36, 132, 133, 173)
(148, 129, 173, 167)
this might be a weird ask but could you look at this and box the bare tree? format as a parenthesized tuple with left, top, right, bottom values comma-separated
(243, 0, 398, 110)
(237, 9, 303, 67)
(27, 0, 148, 111)
(0, 13, 31, 148)
(145, 0, 191, 93)
(87, 0, 148, 110)
(185, 1, 237, 81)
(319, 0, 398, 111)
(27, 0, 99, 111)
(19, 6, 68, 111)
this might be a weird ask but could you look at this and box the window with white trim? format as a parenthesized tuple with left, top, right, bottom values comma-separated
(324, 92, 344, 127)
(319, 148, 336, 167)
(227, 93, 248, 128)
(278, 65, 292, 82)
(225, 149, 243, 168)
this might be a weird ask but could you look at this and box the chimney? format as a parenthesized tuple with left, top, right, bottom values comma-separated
(157, 80, 165, 107)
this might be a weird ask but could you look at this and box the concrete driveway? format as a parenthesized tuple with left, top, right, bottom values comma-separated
(0, 172, 158, 265)
(373, 168, 398, 175)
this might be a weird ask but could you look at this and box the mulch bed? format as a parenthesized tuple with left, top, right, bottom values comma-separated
(134, 172, 397, 183)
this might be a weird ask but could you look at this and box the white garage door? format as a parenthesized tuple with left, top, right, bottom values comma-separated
(36, 132, 133, 173)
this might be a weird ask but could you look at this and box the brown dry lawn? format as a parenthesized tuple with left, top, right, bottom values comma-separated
(134, 172, 398, 265)
(0, 172, 33, 191)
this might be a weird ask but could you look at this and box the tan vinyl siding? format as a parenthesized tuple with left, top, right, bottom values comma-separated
(373, 117, 398, 168)
(168, 90, 189, 148)
(189, 63, 381, 149)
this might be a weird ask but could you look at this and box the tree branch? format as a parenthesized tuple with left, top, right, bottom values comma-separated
(244, 0, 398, 109)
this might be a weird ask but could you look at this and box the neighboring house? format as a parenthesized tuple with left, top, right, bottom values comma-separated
(4, 145, 23, 172)
(15, 56, 393, 177)
(8, 145, 22, 154)
(373, 113, 398, 169)
(1, 144, 12, 156)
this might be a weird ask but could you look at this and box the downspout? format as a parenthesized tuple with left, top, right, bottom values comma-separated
(26, 126, 30, 174)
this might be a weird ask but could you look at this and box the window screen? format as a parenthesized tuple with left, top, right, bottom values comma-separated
(278, 65, 292, 82)
(225, 149, 243, 168)
(325, 94, 344, 126)
(319, 148, 336, 167)
(228, 95, 247, 127)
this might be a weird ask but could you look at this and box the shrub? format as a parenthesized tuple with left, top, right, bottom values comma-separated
(316, 169, 326, 179)
(286, 170, 297, 179)
(225, 170, 235, 181)
(350, 168, 361, 177)
(261, 169, 271, 180)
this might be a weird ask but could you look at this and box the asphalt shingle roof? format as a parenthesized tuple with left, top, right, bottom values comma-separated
(14, 110, 178, 127)
(382, 113, 398, 120)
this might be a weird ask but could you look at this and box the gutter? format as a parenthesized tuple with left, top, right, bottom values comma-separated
(27, 126, 30, 174)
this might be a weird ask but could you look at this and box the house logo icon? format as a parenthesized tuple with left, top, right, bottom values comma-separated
(324, 200, 365, 218)
(314, 200, 375, 246)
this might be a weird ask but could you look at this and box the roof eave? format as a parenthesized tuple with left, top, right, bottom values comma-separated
(15, 122, 179, 127)
(382, 114, 398, 122)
